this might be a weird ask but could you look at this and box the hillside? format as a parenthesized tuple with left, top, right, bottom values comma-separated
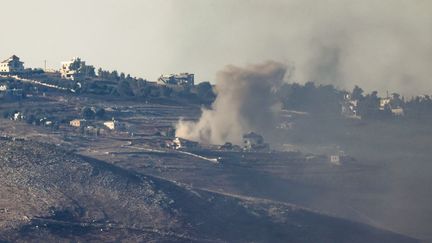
(0, 138, 417, 242)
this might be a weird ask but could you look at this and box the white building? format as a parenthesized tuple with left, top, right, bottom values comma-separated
(341, 94, 360, 119)
(169, 137, 199, 150)
(330, 155, 341, 165)
(103, 120, 125, 130)
(0, 55, 24, 73)
(70, 119, 86, 127)
(379, 97, 405, 116)
(12, 112, 24, 121)
(0, 84, 7, 91)
(391, 107, 405, 116)
(60, 57, 95, 80)
(379, 97, 391, 110)
(61, 59, 77, 79)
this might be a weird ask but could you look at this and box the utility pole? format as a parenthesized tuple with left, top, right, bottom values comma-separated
(44, 60, 47, 71)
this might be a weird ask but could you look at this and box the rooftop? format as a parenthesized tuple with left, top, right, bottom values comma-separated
(1, 55, 21, 64)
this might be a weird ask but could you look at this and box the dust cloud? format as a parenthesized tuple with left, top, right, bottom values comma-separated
(176, 61, 288, 145)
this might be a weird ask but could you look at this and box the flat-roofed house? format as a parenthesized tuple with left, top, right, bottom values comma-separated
(103, 119, 125, 131)
(0, 55, 24, 73)
(70, 119, 87, 127)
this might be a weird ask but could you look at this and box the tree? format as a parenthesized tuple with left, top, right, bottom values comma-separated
(391, 93, 403, 108)
(358, 91, 380, 119)
(83, 65, 96, 77)
(95, 108, 106, 120)
(110, 70, 119, 81)
(69, 58, 82, 70)
(81, 107, 95, 120)
(196, 82, 216, 102)
(68, 58, 95, 78)
(97, 68, 103, 77)
(117, 81, 133, 96)
(352, 85, 364, 100)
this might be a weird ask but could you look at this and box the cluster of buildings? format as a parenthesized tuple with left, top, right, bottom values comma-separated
(0, 55, 196, 88)
(69, 118, 126, 136)
(167, 132, 270, 152)
(4, 103, 127, 135)
(379, 97, 405, 116)
(0, 55, 97, 79)
(4, 110, 56, 127)
(341, 94, 360, 118)
(167, 137, 199, 150)
(341, 93, 405, 118)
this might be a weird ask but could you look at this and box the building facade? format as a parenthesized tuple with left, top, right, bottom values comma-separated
(103, 120, 125, 130)
(0, 55, 24, 73)
(70, 119, 86, 127)
(61, 59, 78, 79)
(60, 57, 95, 80)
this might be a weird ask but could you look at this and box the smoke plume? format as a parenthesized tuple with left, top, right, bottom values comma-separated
(168, 0, 432, 96)
(176, 61, 287, 145)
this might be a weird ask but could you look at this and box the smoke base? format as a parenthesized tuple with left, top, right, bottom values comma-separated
(176, 61, 287, 145)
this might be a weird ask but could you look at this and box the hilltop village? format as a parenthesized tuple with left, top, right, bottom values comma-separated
(0, 55, 220, 146)
(1, 54, 432, 158)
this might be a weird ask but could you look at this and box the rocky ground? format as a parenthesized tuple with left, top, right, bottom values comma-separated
(0, 138, 418, 242)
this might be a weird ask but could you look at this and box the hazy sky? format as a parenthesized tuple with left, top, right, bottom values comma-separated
(1, 0, 431, 95)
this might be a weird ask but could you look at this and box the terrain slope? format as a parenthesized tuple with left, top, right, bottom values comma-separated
(0, 138, 417, 242)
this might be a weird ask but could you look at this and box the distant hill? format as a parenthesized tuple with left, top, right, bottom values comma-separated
(0, 138, 417, 242)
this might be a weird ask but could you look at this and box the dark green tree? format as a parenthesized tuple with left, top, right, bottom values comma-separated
(95, 108, 106, 120)
(81, 107, 95, 120)
(196, 82, 215, 100)
(352, 85, 364, 100)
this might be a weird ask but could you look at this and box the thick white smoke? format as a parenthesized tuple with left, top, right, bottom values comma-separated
(176, 61, 287, 145)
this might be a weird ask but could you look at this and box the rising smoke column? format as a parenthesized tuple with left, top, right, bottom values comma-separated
(176, 61, 287, 145)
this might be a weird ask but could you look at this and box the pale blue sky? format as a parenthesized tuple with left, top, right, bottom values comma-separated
(1, 0, 431, 95)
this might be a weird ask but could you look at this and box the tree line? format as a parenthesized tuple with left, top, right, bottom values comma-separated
(277, 82, 432, 120)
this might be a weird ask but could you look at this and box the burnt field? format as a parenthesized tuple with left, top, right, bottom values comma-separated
(0, 93, 431, 241)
